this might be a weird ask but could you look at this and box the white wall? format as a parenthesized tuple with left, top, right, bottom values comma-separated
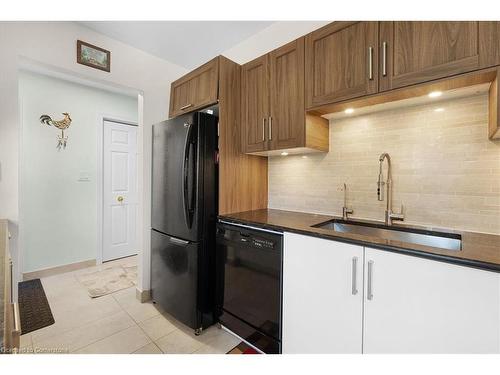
(0, 22, 187, 293)
(222, 21, 329, 64)
(19, 71, 138, 273)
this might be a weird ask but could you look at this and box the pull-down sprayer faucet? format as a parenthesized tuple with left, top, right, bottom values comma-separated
(377, 153, 404, 225)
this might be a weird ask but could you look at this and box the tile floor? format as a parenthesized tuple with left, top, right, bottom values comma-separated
(19, 256, 240, 354)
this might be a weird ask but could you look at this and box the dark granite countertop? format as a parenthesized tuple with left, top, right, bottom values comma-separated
(219, 209, 500, 273)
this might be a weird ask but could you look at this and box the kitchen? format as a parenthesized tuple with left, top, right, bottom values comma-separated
(0, 3, 499, 373)
(152, 21, 500, 355)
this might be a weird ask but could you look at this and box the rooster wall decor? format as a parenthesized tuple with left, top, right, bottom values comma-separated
(40, 112, 72, 150)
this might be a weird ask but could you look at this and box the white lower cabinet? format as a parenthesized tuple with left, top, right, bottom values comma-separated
(363, 247, 500, 353)
(282, 233, 364, 353)
(282, 233, 500, 354)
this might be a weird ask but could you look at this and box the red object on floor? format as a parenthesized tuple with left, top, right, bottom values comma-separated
(243, 347, 260, 354)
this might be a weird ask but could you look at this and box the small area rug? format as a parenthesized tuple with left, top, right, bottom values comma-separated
(76, 265, 137, 298)
(227, 342, 260, 354)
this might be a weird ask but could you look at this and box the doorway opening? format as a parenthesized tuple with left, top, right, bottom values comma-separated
(18, 67, 140, 280)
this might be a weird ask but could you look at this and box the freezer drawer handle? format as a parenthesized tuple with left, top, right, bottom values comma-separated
(169, 236, 190, 245)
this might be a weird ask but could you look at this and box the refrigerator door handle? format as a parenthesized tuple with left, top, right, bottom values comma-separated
(183, 123, 197, 229)
(183, 124, 193, 229)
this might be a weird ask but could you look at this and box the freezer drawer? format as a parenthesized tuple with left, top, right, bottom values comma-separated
(151, 229, 200, 329)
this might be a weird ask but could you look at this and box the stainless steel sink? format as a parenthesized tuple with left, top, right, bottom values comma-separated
(312, 219, 462, 251)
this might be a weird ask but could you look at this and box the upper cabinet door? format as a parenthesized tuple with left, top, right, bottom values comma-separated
(479, 22, 500, 69)
(379, 22, 480, 91)
(169, 80, 192, 118)
(305, 21, 379, 108)
(169, 57, 219, 118)
(269, 38, 305, 150)
(241, 55, 270, 153)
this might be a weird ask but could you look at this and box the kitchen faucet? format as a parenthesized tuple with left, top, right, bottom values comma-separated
(377, 153, 404, 225)
(342, 183, 353, 220)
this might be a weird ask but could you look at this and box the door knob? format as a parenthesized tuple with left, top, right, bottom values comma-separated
(117, 196, 124, 203)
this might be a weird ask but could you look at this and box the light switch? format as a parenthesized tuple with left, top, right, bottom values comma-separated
(77, 171, 90, 182)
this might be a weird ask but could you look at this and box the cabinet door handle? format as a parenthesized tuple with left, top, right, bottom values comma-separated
(368, 46, 374, 80)
(382, 42, 387, 77)
(268, 116, 272, 141)
(13, 302, 21, 334)
(351, 256, 358, 295)
(180, 103, 193, 110)
(367, 260, 374, 300)
(262, 117, 266, 142)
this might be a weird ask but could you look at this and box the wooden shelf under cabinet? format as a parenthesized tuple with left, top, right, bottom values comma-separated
(308, 66, 500, 140)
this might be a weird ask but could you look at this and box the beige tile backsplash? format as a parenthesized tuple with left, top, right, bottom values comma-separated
(269, 94, 500, 234)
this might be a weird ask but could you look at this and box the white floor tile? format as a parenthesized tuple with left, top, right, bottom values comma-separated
(34, 310, 135, 353)
(75, 325, 151, 354)
(133, 342, 163, 354)
(155, 329, 204, 354)
(192, 326, 240, 354)
(116, 297, 161, 323)
(31, 294, 122, 343)
(139, 313, 178, 341)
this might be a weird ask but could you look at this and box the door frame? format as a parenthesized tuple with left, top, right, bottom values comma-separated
(96, 114, 138, 265)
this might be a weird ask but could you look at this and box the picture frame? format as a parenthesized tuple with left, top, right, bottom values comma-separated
(76, 40, 111, 72)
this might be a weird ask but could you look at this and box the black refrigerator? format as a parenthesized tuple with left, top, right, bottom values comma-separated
(151, 112, 218, 334)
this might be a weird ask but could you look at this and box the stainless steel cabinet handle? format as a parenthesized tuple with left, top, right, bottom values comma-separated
(268, 116, 272, 141)
(13, 302, 21, 333)
(367, 260, 374, 300)
(368, 47, 374, 80)
(180, 103, 193, 110)
(351, 257, 358, 295)
(382, 42, 387, 77)
(262, 118, 266, 142)
(10, 259, 13, 301)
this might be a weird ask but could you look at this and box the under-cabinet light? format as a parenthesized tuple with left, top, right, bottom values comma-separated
(428, 91, 443, 98)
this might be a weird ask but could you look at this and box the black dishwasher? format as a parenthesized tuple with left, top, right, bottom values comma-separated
(215, 221, 283, 354)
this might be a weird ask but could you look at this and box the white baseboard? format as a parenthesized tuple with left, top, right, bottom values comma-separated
(23, 259, 96, 280)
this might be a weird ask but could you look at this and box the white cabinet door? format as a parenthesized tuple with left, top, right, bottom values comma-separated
(363, 247, 500, 353)
(282, 233, 364, 353)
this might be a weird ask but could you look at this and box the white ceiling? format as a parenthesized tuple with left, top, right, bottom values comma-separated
(79, 21, 274, 69)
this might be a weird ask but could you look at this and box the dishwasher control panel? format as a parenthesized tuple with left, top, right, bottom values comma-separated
(252, 237, 275, 249)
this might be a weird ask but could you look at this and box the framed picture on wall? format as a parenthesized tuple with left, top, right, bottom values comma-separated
(77, 40, 111, 72)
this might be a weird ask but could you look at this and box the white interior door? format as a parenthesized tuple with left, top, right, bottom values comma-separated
(282, 233, 364, 353)
(103, 120, 138, 262)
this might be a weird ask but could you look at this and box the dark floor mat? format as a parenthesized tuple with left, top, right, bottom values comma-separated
(18, 279, 55, 335)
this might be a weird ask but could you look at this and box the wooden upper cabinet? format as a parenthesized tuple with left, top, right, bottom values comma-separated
(305, 22, 379, 108)
(241, 37, 329, 155)
(241, 54, 269, 154)
(379, 22, 480, 91)
(269, 38, 305, 150)
(169, 57, 219, 118)
(479, 22, 500, 69)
